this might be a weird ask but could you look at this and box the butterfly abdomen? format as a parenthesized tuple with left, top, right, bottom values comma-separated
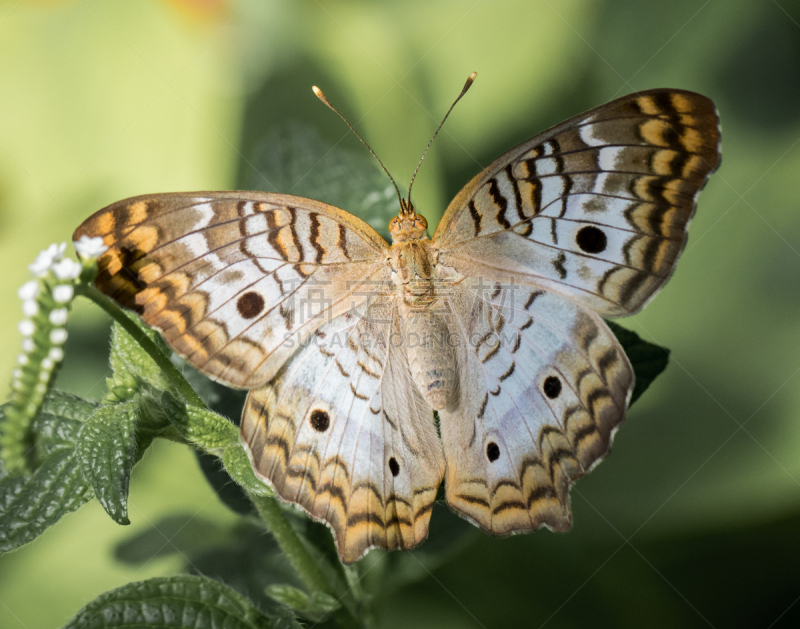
(391, 240, 457, 410)
(404, 313, 456, 410)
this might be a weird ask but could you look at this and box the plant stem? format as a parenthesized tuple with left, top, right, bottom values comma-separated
(76, 284, 206, 408)
(251, 493, 361, 629)
(251, 493, 331, 592)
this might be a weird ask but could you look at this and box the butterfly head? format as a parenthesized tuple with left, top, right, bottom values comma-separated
(389, 202, 428, 242)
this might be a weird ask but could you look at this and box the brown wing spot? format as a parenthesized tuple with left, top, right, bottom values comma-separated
(265, 210, 289, 260)
(478, 393, 489, 420)
(126, 225, 159, 254)
(636, 95, 659, 116)
(680, 126, 704, 153)
(468, 200, 482, 236)
(499, 362, 515, 381)
(488, 178, 510, 229)
(552, 252, 567, 279)
(486, 442, 501, 462)
(544, 376, 562, 399)
(651, 149, 678, 176)
(670, 92, 695, 114)
(350, 382, 368, 401)
(524, 291, 543, 310)
(237, 291, 265, 319)
(93, 211, 116, 236)
(388, 457, 400, 477)
(309, 212, 325, 263)
(128, 200, 149, 223)
(338, 223, 350, 260)
(576, 226, 607, 254)
(309, 409, 330, 432)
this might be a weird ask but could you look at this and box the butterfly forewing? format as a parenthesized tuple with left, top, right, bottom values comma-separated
(73, 192, 390, 388)
(434, 89, 721, 316)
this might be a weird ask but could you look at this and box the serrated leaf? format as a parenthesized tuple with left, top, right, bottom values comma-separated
(137, 390, 183, 435)
(306, 590, 342, 614)
(607, 321, 671, 406)
(0, 391, 96, 552)
(265, 584, 310, 611)
(266, 584, 341, 617)
(175, 405, 239, 453)
(223, 444, 274, 498)
(109, 311, 173, 393)
(63, 575, 301, 629)
(75, 400, 139, 525)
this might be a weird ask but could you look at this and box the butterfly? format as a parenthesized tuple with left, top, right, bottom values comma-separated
(73, 75, 720, 563)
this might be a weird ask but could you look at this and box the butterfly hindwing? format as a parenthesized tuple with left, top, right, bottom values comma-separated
(241, 295, 445, 563)
(438, 280, 633, 533)
(73, 192, 390, 388)
(434, 89, 721, 316)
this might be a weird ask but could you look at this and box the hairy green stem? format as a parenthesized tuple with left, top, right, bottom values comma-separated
(251, 493, 360, 628)
(76, 285, 206, 408)
(251, 493, 331, 593)
(76, 283, 359, 625)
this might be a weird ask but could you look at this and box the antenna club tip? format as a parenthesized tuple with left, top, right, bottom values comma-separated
(312, 85, 328, 101)
(463, 72, 477, 93)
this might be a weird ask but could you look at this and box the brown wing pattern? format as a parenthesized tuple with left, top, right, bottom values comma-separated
(434, 89, 721, 316)
(438, 281, 633, 534)
(241, 297, 444, 563)
(73, 192, 390, 388)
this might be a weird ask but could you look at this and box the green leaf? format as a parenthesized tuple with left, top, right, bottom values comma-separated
(108, 311, 173, 393)
(137, 391, 180, 439)
(75, 399, 139, 525)
(607, 321, 671, 406)
(173, 405, 239, 453)
(63, 575, 301, 629)
(265, 584, 311, 611)
(265, 584, 341, 619)
(223, 444, 274, 498)
(0, 391, 96, 552)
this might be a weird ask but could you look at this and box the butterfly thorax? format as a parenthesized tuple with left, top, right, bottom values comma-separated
(389, 210, 437, 310)
(389, 213, 457, 411)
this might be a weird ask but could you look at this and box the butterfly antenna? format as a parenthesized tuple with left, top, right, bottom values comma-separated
(312, 85, 407, 213)
(407, 71, 477, 206)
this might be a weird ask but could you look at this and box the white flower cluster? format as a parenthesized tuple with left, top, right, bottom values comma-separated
(28, 242, 66, 277)
(10, 239, 100, 398)
(10, 236, 110, 409)
(28, 241, 83, 281)
(5, 236, 113, 466)
(74, 235, 108, 259)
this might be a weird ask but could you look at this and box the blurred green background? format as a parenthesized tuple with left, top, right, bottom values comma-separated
(1, 0, 800, 627)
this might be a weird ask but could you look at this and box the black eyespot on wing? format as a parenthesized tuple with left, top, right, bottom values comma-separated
(388, 457, 400, 477)
(576, 226, 607, 254)
(543, 376, 562, 399)
(237, 291, 265, 319)
(309, 409, 330, 432)
(486, 442, 500, 462)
